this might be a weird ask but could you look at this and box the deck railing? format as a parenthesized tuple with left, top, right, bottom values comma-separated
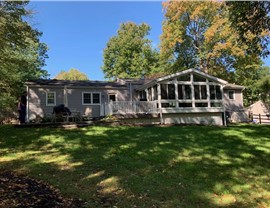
(105, 101, 158, 115)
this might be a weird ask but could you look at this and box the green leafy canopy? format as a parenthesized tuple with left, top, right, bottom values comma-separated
(102, 22, 160, 79)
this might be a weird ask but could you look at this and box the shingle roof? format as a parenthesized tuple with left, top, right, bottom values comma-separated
(26, 79, 127, 89)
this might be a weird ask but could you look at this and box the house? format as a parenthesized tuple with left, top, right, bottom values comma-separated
(246, 100, 270, 124)
(26, 68, 246, 125)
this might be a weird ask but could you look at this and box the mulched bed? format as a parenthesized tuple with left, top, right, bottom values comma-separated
(0, 171, 85, 208)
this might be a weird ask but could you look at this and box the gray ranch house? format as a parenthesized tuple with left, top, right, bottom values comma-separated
(26, 68, 246, 125)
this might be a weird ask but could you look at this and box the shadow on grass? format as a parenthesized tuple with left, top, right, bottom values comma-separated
(0, 124, 270, 207)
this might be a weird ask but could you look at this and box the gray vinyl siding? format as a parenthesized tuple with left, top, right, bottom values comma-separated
(223, 89, 244, 111)
(66, 88, 101, 117)
(28, 87, 64, 120)
(28, 86, 129, 120)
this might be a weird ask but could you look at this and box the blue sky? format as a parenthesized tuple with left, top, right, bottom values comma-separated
(28, 1, 163, 80)
(28, 1, 269, 81)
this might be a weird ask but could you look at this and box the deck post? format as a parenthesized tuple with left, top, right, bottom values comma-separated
(190, 73, 195, 107)
(157, 83, 163, 124)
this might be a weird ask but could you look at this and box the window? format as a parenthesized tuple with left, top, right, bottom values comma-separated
(82, 92, 100, 105)
(178, 84, 183, 99)
(168, 84, 175, 99)
(177, 74, 190, 81)
(179, 102, 192, 107)
(83, 93, 92, 104)
(194, 85, 207, 100)
(195, 103, 208, 107)
(153, 85, 158, 100)
(46, 92, 56, 106)
(216, 86, 222, 99)
(139, 91, 147, 101)
(194, 85, 200, 100)
(93, 93, 100, 104)
(109, 94, 116, 102)
(210, 85, 222, 100)
(161, 102, 176, 108)
(184, 85, 191, 99)
(228, 91, 235, 100)
(161, 84, 168, 99)
(193, 74, 206, 82)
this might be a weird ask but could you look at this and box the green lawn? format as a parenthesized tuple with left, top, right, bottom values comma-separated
(0, 124, 270, 207)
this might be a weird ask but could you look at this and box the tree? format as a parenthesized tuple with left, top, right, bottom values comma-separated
(0, 1, 48, 121)
(160, 1, 263, 81)
(102, 22, 160, 79)
(54, 68, 89, 80)
(256, 67, 270, 107)
(226, 1, 270, 58)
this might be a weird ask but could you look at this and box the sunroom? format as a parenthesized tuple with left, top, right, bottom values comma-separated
(136, 69, 226, 112)
(106, 69, 229, 125)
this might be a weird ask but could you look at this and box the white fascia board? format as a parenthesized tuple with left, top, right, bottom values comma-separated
(156, 68, 228, 85)
(135, 68, 228, 91)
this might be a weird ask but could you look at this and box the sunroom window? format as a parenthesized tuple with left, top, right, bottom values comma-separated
(178, 84, 183, 99)
(184, 85, 192, 99)
(210, 85, 222, 100)
(161, 84, 168, 99)
(177, 74, 191, 81)
(168, 84, 175, 99)
(193, 74, 206, 82)
(194, 85, 207, 100)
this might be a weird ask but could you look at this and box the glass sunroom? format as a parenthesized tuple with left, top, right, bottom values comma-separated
(136, 69, 226, 113)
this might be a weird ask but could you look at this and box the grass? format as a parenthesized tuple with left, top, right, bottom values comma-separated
(0, 124, 270, 207)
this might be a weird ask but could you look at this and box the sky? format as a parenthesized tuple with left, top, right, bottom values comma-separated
(28, 1, 163, 81)
(28, 1, 269, 81)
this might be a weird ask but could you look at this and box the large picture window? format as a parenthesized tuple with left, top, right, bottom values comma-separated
(46, 92, 56, 106)
(82, 92, 100, 105)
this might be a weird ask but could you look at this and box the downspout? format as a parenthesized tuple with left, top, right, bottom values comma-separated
(64, 85, 68, 106)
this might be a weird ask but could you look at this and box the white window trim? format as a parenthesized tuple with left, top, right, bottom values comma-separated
(92, 92, 101, 105)
(46, 91, 56, 106)
(228, 90, 235, 100)
(82, 92, 101, 105)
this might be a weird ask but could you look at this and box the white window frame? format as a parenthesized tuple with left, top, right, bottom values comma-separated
(82, 92, 101, 105)
(92, 92, 101, 105)
(46, 92, 56, 106)
(228, 90, 235, 100)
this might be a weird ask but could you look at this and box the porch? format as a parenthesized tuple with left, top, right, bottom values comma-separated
(105, 101, 225, 115)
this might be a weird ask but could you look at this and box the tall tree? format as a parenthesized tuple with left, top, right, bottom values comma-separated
(102, 22, 160, 79)
(256, 67, 270, 107)
(0, 1, 48, 121)
(54, 68, 89, 80)
(160, 0, 261, 80)
(226, 1, 270, 58)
